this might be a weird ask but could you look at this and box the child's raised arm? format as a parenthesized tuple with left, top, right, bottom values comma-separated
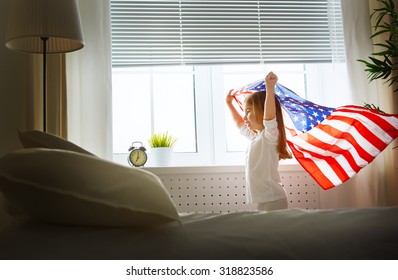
(226, 89, 245, 129)
(264, 72, 278, 120)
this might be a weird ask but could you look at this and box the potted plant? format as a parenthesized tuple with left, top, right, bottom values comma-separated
(358, 0, 398, 149)
(357, 0, 398, 92)
(148, 131, 177, 166)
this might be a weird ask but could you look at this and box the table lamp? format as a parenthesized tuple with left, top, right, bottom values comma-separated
(4, 0, 84, 132)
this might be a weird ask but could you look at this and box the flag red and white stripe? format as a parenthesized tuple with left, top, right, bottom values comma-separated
(286, 105, 398, 189)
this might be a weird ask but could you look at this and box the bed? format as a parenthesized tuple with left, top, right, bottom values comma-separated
(0, 131, 397, 260)
(0, 207, 397, 260)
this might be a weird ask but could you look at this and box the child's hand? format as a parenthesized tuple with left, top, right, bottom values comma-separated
(225, 89, 235, 105)
(265, 71, 278, 89)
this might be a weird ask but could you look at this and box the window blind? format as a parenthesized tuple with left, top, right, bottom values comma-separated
(111, 0, 345, 67)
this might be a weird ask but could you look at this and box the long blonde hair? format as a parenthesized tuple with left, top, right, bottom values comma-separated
(245, 91, 292, 160)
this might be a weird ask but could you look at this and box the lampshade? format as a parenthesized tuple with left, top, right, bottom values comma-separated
(4, 0, 84, 54)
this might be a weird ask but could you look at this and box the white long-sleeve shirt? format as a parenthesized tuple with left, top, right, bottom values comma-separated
(240, 118, 287, 203)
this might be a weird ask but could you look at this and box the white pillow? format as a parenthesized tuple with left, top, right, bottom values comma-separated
(18, 130, 95, 156)
(0, 148, 180, 227)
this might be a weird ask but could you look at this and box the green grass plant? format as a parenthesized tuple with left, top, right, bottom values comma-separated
(148, 131, 177, 148)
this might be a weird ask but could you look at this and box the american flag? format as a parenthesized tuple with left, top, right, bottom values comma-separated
(232, 80, 398, 190)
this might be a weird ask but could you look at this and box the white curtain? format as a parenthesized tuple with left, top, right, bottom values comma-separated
(367, 0, 398, 206)
(319, 0, 397, 208)
(66, 0, 113, 159)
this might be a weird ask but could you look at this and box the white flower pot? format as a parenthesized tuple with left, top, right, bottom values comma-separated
(150, 147, 173, 166)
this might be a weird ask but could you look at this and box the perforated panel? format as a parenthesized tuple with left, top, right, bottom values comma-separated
(281, 172, 320, 210)
(160, 173, 249, 213)
(148, 166, 320, 214)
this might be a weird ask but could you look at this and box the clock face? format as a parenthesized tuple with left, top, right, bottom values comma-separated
(129, 149, 147, 167)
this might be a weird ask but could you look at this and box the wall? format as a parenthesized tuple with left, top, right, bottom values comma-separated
(0, 0, 33, 157)
(0, 0, 32, 229)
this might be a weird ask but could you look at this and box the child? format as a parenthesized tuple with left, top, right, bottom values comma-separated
(226, 72, 292, 211)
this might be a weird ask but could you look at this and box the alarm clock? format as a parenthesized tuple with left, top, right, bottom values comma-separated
(128, 141, 147, 167)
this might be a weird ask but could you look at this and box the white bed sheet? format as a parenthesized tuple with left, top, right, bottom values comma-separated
(0, 207, 397, 260)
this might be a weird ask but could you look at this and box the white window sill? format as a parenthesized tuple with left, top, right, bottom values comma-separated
(113, 153, 304, 174)
(143, 163, 304, 175)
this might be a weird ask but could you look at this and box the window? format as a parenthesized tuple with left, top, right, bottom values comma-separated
(112, 62, 350, 166)
(110, 0, 348, 167)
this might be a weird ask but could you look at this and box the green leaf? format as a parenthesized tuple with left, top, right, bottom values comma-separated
(369, 56, 385, 65)
(358, 0, 398, 93)
(362, 102, 386, 114)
